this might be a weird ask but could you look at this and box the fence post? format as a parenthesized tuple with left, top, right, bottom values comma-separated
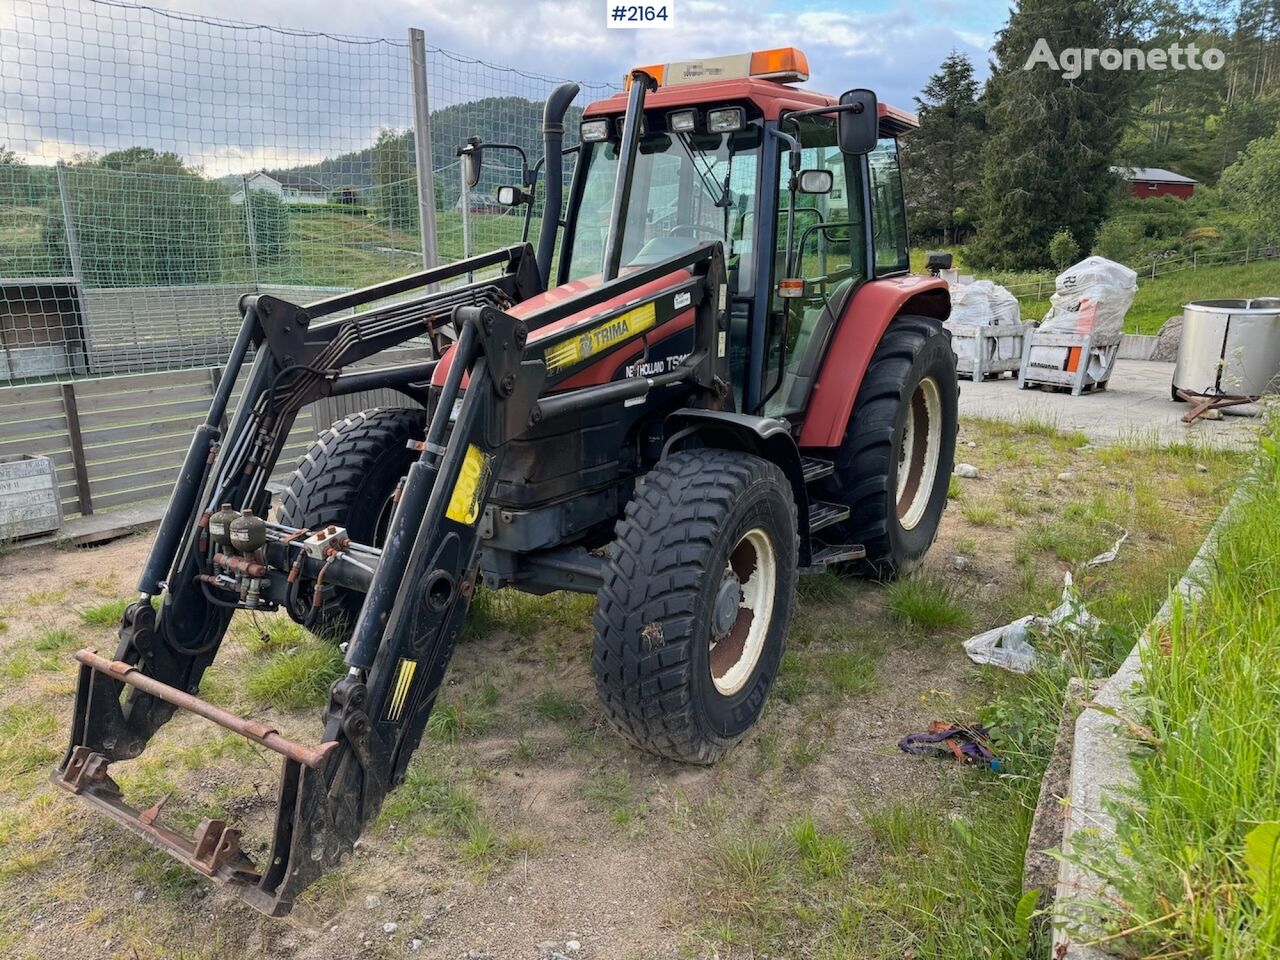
(1193, 250, 1198, 270)
(460, 163, 472, 262)
(242, 176, 260, 287)
(408, 27, 440, 274)
(55, 163, 91, 377)
(60, 382, 93, 517)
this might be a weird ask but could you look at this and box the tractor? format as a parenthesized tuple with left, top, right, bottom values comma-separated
(54, 47, 958, 915)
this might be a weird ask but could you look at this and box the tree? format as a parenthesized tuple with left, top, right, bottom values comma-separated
(1219, 121, 1280, 238)
(248, 188, 288, 265)
(902, 51, 985, 244)
(1049, 227, 1080, 268)
(371, 129, 418, 236)
(970, 0, 1144, 270)
(42, 147, 236, 287)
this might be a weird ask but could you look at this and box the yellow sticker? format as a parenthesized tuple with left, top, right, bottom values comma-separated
(386, 658, 417, 722)
(544, 301, 657, 373)
(445, 443, 491, 525)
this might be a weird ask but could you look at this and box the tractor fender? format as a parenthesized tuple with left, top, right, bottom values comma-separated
(797, 275, 950, 449)
(662, 408, 813, 564)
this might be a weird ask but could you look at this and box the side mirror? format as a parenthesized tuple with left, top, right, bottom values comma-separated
(458, 137, 483, 188)
(925, 251, 953, 276)
(837, 89, 879, 155)
(496, 185, 530, 207)
(797, 169, 833, 195)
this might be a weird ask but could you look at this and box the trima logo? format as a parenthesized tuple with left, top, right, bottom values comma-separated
(1024, 39, 1225, 80)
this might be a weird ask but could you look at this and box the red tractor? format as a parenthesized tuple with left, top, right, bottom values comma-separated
(55, 47, 957, 914)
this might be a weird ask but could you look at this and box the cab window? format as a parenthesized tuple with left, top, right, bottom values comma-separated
(762, 115, 866, 417)
(868, 137, 909, 275)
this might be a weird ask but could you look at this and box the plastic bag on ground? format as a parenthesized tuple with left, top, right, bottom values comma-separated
(962, 574, 1100, 673)
(1039, 256, 1137, 338)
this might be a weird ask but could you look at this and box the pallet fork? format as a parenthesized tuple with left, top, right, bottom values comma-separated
(54, 239, 730, 915)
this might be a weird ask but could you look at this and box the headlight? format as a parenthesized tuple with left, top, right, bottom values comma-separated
(580, 119, 611, 142)
(667, 109, 698, 133)
(707, 107, 746, 133)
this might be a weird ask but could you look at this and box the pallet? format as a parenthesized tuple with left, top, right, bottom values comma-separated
(947, 322, 1032, 382)
(1019, 329, 1121, 397)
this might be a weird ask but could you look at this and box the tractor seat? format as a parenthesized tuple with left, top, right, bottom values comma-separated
(775, 277, 857, 415)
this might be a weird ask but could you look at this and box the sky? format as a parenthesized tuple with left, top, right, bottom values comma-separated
(1, 0, 1013, 175)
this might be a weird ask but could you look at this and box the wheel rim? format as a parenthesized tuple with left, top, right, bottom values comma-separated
(709, 528, 777, 697)
(896, 376, 943, 531)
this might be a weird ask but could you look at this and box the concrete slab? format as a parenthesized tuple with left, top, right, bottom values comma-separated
(12, 498, 166, 550)
(959, 359, 1260, 449)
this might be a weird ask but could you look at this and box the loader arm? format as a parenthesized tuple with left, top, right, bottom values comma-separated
(54, 240, 729, 916)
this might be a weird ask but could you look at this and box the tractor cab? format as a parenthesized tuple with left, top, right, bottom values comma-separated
(519, 49, 916, 421)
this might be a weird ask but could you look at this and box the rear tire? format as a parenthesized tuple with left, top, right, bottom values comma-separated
(593, 449, 798, 764)
(278, 407, 426, 636)
(819, 314, 958, 579)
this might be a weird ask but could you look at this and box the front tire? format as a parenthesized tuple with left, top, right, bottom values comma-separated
(593, 450, 798, 764)
(278, 407, 426, 636)
(819, 314, 958, 579)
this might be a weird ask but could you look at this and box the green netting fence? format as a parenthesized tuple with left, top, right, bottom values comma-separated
(0, 0, 616, 383)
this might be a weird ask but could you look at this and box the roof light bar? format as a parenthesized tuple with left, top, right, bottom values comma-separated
(625, 47, 809, 88)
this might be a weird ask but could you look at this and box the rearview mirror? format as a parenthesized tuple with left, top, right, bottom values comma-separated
(458, 137, 483, 188)
(797, 169, 833, 195)
(496, 185, 529, 207)
(837, 89, 879, 155)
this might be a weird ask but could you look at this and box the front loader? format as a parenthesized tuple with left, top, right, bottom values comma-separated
(55, 47, 958, 915)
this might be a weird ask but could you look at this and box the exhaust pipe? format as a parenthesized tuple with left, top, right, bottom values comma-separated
(536, 81, 581, 288)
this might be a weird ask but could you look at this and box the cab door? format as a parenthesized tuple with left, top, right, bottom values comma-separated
(760, 115, 867, 418)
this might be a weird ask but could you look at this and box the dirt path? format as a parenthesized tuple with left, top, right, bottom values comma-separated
(0, 418, 1244, 960)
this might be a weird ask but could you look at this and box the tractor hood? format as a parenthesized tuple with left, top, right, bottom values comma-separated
(430, 267, 695, 391)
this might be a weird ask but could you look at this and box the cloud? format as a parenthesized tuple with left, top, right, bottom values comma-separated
(1, 0, 997, 173)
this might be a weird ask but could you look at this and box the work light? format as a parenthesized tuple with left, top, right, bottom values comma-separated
(580, 119, 611, 142)
(707, 107, 745, 134)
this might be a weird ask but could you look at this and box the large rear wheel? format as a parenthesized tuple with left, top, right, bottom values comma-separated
(818, 314, 958, 579)
(593, 449, 798, 764)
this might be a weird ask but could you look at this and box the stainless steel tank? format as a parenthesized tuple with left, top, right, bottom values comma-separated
(1173, 298, 1280, 398)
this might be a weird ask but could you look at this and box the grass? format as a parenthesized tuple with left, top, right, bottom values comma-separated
(822, 648, 880, 698)
(0, 704, 61, 793)
(1074, 424, 1280, 955)
(885, 575, 972, 631)
(533, 688, 586, 723)
(244, 639, 345, 710)
(33, 627, 78, 652)
(77, 597, 131, 626)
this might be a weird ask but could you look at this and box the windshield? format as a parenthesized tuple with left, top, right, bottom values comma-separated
(565, 126, 762, 295)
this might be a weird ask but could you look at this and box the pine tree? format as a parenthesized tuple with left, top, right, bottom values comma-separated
(371, 128, 418, 236)
(970, 0, 1144, 269)
(902, 51, 985, 245)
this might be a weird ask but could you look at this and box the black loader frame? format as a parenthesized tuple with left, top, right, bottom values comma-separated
(55, 235, 732, 915)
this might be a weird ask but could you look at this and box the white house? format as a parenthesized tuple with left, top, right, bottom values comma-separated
(230, 171, 328, 205)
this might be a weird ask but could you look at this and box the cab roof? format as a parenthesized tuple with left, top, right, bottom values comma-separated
(581, 77, 918, 136)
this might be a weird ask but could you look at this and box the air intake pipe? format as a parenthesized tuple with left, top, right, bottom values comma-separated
(536, 82, 581, 288)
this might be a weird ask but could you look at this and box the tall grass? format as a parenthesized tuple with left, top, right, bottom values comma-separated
(1083, 425, 1280, 955)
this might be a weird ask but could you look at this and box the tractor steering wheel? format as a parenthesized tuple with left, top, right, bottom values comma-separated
(670, 223, 723, 239)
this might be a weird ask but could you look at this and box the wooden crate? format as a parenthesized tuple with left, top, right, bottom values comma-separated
(948, 322, 1032, 381)
(1019, 330, 1121, 396)
(0, 454, 62, 539)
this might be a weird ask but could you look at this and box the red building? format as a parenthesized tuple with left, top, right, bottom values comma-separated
(1111, 166, 1198, 199)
